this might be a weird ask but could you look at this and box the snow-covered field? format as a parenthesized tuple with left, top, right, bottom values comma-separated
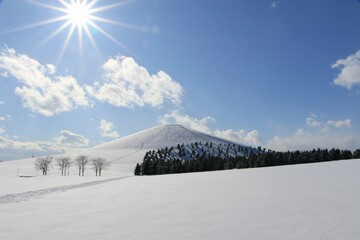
(1, 125, 359, 239)
(1, 159, 360, 240)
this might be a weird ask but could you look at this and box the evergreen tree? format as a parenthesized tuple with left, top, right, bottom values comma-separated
(134, 163, 141, 175)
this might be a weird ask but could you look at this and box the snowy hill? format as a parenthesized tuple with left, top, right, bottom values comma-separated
(0, 124, 248, 177)
(83, 124, 250, 173)
(94, 124, 242, 150)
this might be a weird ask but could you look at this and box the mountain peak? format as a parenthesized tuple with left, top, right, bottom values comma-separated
(94, 124, 240, 150)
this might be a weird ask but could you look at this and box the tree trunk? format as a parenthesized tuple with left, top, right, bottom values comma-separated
(78, 167, 81, 176)
(99, 169, 101, 176)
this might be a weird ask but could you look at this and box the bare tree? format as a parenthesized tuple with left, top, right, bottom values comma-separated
(56, 156, 71, 176)
(91, 157, 110, 176)
(74, 155, 89, 176)
(35, 157, 52, 175)
(66, 160, 71, 176)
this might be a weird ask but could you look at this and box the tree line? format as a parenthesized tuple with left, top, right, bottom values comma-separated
(35, 155, 110, 176)
(134, 142, 360, 175)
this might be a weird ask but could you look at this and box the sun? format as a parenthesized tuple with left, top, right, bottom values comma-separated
(65, 1, 91, 28)
(6, 0, 139, 64)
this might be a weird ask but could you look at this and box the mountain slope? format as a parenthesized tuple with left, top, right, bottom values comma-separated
(93, 124, 243, 150)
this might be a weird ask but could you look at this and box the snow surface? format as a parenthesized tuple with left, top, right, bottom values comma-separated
(1, 125, 359, 239)
(1, 159, 360, 239)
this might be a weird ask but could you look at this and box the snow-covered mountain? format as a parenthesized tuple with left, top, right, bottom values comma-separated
(1, 124, 248, 176)
(82, 124, 251, 173)
(94, 124, 242, 150)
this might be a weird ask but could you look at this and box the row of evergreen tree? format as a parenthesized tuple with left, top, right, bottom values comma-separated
(134, 145, 360, 175)
(139, 142, 256, 163)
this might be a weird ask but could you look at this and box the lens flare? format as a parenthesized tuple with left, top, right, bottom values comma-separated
(4, 0, 139, 64)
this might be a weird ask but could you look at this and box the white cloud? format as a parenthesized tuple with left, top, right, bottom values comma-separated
(158, 112, 358, 151)
(332, 50, 360, 89)
(99, 119, 120, 138)
(266, 116, 356, 151)
(159, 110, 215, 134)
(0, 101, 4, 105)
(271, 1, 279, 8)
(327, 119, 351, 128)
(0, 126, 5, 134)
(0, 47, 91, 116)
(0, 135, 62, 153)
(266, 128, 358, 151)
(0, 114, 11, 121)
(46, 64, 57, 74)
(86, 56, 183, 108)
(306, 116, 351, 129)
(213, 129, 262, 146)
(0, 130, 90, 160)
(306, 117, 321, 127)
(159, 111, 261, 146)
(55, 130, 89, 147)
(1, 71, 8, 78)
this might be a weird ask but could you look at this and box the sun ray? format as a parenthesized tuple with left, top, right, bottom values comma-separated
(89, 16, 140, 30)
(57, 23, 77, 64)
(85, 0, 99, 10)
(4, 0, 143, 64)
(83, 24, 103, 60)
(58, 0, 72, 9)
(37, 20, 73, 49)
(87, 21, 134, 55)
(29, 0, 68, 13)
(78, 25, 84, 58)
(0, 16, 68, 35)
(89, 0, 136, 14)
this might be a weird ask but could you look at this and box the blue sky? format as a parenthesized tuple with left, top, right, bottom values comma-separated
(0, 0, 360, 160)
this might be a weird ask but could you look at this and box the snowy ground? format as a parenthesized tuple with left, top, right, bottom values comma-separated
(0, 155, 135, 195)
(1, 159, 360, 239)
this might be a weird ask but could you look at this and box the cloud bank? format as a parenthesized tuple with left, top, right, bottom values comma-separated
(160, 112, 358, 151)
(0, 48, 91, 116)
(213, 129, 262, 146)
(266, 116, 357, 151)
(86, 56, 183, 108)
(159, 111, 261, 146)
(0, 48, 183, 117)
(332, 50, 360, 89)
(159, 110, 215, 134)
(266, 128, 358, 151)
(0, 128, 89, 159)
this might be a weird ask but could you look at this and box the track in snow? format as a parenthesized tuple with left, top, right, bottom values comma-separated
(0, 176, 129, 205)
(109, 142, 144, 164)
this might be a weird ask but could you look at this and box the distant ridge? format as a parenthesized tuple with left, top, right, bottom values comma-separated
(94, 124, 244, 150)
